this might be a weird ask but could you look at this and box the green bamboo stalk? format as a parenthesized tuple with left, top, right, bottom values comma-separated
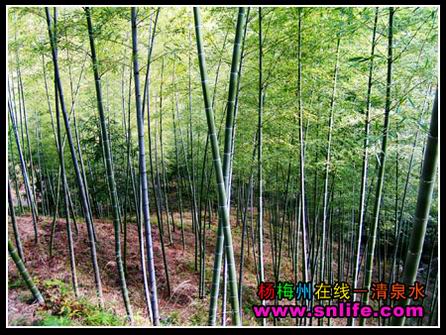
(390, 89, 438, 326)
(428, 275, 438, 326)
(8, 134, 24, 215)
(8, 180, 25, 262)
(45, 6, 104, 308)
(172, 59, 186, 250)
(158, 57, 174, 245)
(85, 7, 133, 322)
(360, 8, 394, 325)
(296, 8, 310, 289)
(257, 7, 267, 327)
(320, 34, 341, 286)
(350, 10, 379, 326)
(8, 240, 44, 305)
(186, 27, 201, 272)
(193, 7, 243, 326)
(197, 27, 230, 298)
(48, 166, 61, 257)
(390, 85, 431, 287)
(8, 100, 38, 243)
(131, 7, 160, 325)
(54, 59, 79, 297)
(14, 35, 38, 220)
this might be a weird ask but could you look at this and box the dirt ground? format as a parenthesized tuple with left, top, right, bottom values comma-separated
(8, 212, 263, 326)
(7, 211, 393, 327)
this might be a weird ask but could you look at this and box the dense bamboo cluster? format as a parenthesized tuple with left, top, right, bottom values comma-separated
(7, 6, 438, 327)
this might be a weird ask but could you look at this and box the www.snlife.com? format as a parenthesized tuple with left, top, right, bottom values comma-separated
(252, 302, 424, 319)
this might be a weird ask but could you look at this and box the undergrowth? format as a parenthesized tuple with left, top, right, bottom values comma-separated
(35, 278, 125, 326)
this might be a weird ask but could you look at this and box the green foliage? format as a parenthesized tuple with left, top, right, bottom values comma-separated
(37, 314, 73, 326)
(9, 277, 26, 289)
(8, 7, 438, 212)
(39, 277, 125, 326)
(10, 316, 33, 326)
(18, 291, 34, 303)
(43, 278, 70, 295)
(82, 307, 123, 326)
(160, 311, 180, 326)
(185, 259, 196, 273)
(189, 304, 208, 326)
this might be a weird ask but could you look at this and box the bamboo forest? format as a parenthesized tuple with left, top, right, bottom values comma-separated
(7, 6, 439, 328)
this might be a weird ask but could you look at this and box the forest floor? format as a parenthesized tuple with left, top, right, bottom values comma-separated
(8, 211, 377, 327)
